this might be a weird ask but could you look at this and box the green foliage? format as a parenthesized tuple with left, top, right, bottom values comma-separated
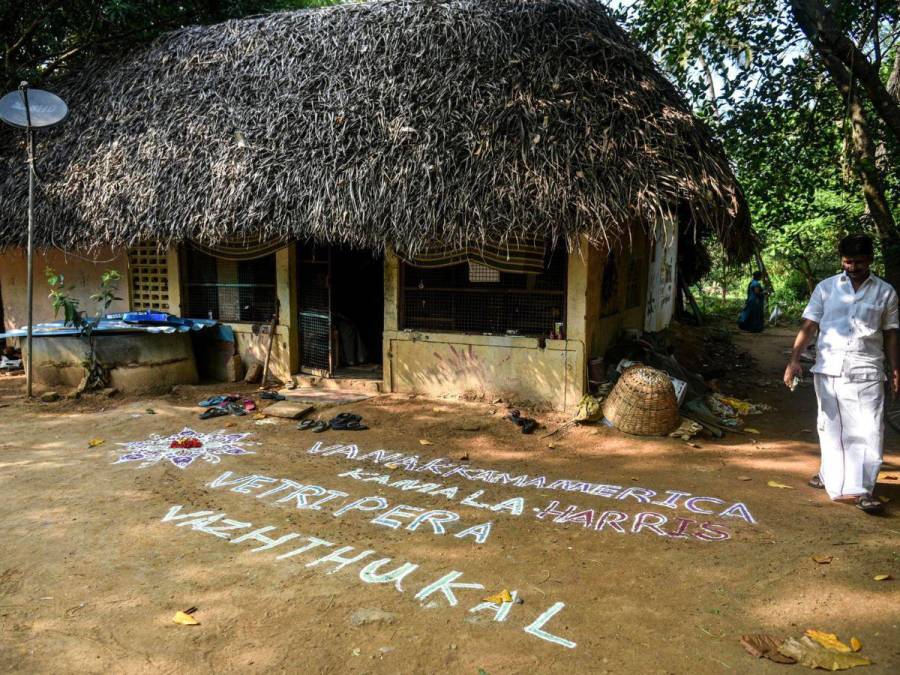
(45, 266, 85, 328)
(618, 0, 900, 298)
(89, 269, 122, 314)
(1, 0, 338, 91)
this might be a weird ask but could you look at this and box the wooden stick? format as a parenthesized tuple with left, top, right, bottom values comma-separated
(260, 300, 280, 390)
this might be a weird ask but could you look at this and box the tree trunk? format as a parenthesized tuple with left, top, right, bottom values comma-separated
(791, 0, 900, 142)
(808, 34, 900, 291)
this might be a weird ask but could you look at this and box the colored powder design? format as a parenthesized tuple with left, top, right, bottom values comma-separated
(114, 428, 256, 469)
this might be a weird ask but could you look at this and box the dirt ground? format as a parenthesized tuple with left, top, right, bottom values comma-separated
(1, 324, 898, 674)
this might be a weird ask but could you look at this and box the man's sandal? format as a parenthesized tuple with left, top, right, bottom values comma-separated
(808, 475, 825, 489)
(856, 495, 884, 514)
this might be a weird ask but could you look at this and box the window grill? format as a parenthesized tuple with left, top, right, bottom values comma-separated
(183, 249, 277, 322)
(401, 247, 566, 336)
(128, 245, 169, 311)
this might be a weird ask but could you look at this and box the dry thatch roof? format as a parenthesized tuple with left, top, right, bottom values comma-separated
(0, 0, 752, 262)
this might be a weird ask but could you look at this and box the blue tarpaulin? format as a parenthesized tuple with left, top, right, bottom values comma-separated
(0, 313, 219, 339)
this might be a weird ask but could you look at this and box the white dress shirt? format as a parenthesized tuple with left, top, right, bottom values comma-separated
(802, 272, 899, 381)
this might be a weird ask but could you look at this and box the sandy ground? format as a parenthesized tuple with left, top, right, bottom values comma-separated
(0, 325, 898, 674)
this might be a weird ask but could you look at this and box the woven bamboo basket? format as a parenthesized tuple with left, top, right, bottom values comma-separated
(602, 365, 680, 436)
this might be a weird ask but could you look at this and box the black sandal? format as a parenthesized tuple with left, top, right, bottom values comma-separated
(311, 421, 330, 433)
(808, 475, 825, 490)
(297, 419, 316, 431)
(199, 407, 229, 419)
(856, 495, 884, 514)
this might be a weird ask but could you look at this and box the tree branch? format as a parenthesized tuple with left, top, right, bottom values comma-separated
(791, 0, 900, 142)
(5, 0, 65, 58)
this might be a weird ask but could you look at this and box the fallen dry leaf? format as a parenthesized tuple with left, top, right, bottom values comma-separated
(87, 438, 104, 448)
(737, 475, 752, 481)
(880, 473, 898, 481)
(767, 480, 794, 489)
(744, 427, 760, 434)
(547, 442, 556, 449)
(779, 636, 871, 670)
(418, 439, 433, 446)
(482, 589, 513, 604)
(850, 638, 862, 652)
(812, 555, 833, 565)
(805, 629, 851, 653)
(873, 574, 892, 581)
(172, 610, 199, 626)
(251, 413, 266, 420)
(739, 634, 796, 664)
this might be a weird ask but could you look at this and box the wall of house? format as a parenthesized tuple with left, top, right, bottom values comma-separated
(0, 247, 131, 331)
(381, 249, 586, 410)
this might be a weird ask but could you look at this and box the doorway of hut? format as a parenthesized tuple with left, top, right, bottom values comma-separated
(296, 244, 383, 379)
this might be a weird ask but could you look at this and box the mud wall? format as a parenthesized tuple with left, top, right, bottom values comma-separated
(0, 247, 130, 331)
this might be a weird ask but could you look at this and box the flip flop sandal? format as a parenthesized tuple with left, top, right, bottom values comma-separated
(261, 391, 286, 401)
(311, 421, 330, 433)
(333, 412, 361, 422)
(520, 419, 538, 435)
(856, 496, 884, 514)
(297, 419, 316, 430)
(199, 407, 229, 419)
(343, 421, 369, 431)
(808, 475, 825, 489)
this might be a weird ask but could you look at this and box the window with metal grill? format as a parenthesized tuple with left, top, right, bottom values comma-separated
(401, 247, 566, 336)
(183, 249, 277, 322)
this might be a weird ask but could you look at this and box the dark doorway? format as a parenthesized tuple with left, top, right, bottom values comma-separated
(296, 244, 383, 377)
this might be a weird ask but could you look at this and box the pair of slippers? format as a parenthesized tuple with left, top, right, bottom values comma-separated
(507, 409, 538, 435)
(808, 475, 884, 514)
(297, 412, 368, 432)
(199, 402, 250, 419)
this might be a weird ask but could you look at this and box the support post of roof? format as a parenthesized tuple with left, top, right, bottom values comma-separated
(166, 246, 182, 316)
(564, 237, 589, 407)
(275, 246, 299, 375)
(382, 249, 401, 394)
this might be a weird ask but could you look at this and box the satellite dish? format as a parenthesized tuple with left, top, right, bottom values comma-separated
(0, 88, 68, 129)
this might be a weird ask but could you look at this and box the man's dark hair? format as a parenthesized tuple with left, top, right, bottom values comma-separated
(752, 271, 763, 280)
(839, 233, 874, 257)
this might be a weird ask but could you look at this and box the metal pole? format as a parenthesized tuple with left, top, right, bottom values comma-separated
(21, 82, 34, 398)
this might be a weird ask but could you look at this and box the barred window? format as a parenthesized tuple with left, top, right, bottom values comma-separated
(401, 248, 566, 336)
(183, 249, 276, 322)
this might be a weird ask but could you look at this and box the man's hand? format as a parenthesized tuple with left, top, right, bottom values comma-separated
(784, 360, 802, 389)
(892, 368, 900, 400)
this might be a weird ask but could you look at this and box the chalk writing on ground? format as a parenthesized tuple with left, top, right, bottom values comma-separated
(160, 504, 576, 649)
(210, 469, 739, 542)
(113, 428, 257, 469)
(208, 471, 494, 543)
(302, 441, 756, 524)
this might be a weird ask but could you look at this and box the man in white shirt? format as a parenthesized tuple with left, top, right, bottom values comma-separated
(784, 234, 899, 514)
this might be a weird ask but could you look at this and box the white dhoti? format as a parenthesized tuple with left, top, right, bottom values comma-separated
(813, 374, 884, 499)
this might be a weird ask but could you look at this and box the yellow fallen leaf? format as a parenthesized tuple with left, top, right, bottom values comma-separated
(744, 427, 760, 434)
(252, 413, 266, 421)
(88, 438, 104, 448)
(767, 480, 793, 489)
(873, 574, 892, 581)
(850, 637, 862, 652)
(779, 636, 871, 670)
(419, 439, 433, 446)
(737, 475, 752, 481)
(805, 629, 851, 653)
(482, 589, 513, 604)
(811, 555, 833, 564)
(172, 611, 199, 625)
(547, 442, 556, 449)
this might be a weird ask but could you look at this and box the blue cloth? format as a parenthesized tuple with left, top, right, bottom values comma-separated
(738, 279, 765, 332)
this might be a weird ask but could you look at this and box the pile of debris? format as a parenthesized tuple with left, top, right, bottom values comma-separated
(577, 329, 770, 439)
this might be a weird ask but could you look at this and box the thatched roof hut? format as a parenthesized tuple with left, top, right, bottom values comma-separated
(0, 0, 752, 265)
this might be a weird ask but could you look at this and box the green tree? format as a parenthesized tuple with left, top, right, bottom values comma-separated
(1, 0, 335, 92)
(617, 0, 900, 292)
